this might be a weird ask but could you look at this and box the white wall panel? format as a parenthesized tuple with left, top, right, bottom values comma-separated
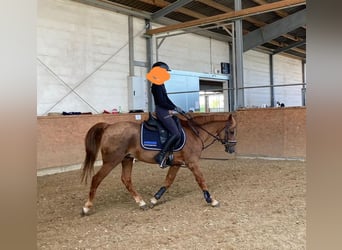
(132, 18, 149, 79)
(273, 55, 303, 107)
(210, 39, 230, 73)
(133, 17, 148, 63)
(243, 50, 304, 107)
(243, 50, 271, 107)
(37, 0, 129, 115)
(156, 33, 229, 74)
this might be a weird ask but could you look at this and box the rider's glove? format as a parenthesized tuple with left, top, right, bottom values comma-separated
(174, 106, 185, 114)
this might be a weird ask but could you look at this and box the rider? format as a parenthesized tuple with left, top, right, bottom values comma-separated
(148, 61, 184, 168)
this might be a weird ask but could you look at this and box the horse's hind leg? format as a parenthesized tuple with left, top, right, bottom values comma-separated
(121, 157, 148, 210)
(82, 161, 117, 215)
(188, 162, 220, 207)
(150, 166, 181, 207)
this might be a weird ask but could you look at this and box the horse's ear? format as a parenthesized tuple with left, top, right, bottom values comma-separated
(228, 114, 233, 122)
(228, 114, 236, 128)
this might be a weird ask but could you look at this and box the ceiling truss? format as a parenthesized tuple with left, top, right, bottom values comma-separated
(73, 0, 306, 60)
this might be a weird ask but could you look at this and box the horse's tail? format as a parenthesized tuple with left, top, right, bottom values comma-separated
(81, 122, 109, 184)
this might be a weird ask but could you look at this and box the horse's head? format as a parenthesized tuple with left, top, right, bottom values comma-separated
(184, 113, 237, 153)
(223, 114, 237, 154)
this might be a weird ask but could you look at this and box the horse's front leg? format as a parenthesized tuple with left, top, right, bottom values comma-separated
(188, 162, 220, 207)
(121, 157, 148, 210)
(150, 166, 181, 207)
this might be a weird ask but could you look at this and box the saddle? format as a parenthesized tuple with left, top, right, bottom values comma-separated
(141, 112, 186, 151)
(143, 113, 169, 144)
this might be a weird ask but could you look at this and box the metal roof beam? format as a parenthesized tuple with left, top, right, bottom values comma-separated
(273, 39, 306, 54)
(74, 0, 230, 42)
(243, 9, 306, 51)
(155, 17, 232, 42)
(72, 0, 150, 19)
(151, 0, 193, 20)
(146, 0, 306, 35)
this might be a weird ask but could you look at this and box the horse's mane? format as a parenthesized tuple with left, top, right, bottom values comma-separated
(180, 114, 230, 127)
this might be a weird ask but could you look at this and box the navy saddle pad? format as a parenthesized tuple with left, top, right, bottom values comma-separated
(140, 123, 186, 151)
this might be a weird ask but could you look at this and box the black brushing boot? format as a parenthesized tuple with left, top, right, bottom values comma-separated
(154, 134, 179, 168)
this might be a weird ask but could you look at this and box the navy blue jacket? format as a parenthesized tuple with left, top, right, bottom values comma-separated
(151, 84, 176, 110)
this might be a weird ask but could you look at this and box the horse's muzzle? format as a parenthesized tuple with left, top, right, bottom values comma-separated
(225, 140, 237, 154)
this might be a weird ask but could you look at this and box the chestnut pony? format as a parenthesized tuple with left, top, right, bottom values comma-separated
(81, 113, 237, 215)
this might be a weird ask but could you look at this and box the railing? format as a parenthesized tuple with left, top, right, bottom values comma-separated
(168, 82, 307, 112)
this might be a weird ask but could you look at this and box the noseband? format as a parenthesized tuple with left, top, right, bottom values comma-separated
(203, 121, 236, 150)
(225, 122, 237, 142)
(223, 124, 237, 152)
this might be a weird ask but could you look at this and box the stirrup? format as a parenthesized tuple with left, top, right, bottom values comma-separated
(159, 157, 169, 169)
(160, 153, 173, 169)
(166, 153, 174, 166)
(154, 152, 168, 168)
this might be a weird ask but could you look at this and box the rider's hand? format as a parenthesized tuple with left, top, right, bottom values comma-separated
(174, 106, 185, 114)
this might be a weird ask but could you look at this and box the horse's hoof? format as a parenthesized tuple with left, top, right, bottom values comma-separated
(150, 197, 158, 207)
(211, 199, 220, 207)
(138, 200, 149, 210)
(81, 207, 90, 216)
(139, 204, 149, 210)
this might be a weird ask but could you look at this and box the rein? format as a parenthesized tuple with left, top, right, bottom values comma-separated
(180, 112, 229, 150)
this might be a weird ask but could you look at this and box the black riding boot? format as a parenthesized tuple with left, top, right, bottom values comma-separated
(154, 134, 179, 168)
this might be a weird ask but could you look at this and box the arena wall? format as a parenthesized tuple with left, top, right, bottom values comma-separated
(235, 107, 306, 159)
(37, 107, 306, 174)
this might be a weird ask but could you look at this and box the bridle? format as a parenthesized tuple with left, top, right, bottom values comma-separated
(223, 122, 237, 153)
(180, 113, 237, 151)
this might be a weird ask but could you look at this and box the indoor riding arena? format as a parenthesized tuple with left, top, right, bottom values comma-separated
(37, 0, 306, 249)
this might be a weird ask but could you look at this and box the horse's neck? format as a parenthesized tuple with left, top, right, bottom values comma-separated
(193, 115, 228, 127)
(193, 116, 227, 140)
(200, 121, 225, 134)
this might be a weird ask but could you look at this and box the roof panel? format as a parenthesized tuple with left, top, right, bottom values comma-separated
(102, 0, 306, 60)
(184, 1, 225, 16)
